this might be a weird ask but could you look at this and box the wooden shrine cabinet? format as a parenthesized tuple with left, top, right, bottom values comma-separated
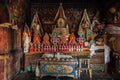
(105, 25, 120, 73)
(40, 59, 77, 78)
(0, 27, 21, 80)
(0, 28, 13, 53)
(90, 52, 106, 72)
(24, 53, 43, 71)
(90, 34, 107, 73)
(0, 51, 21, 80)
(24, 51, 90, 72)
(0, 56, 6, 80)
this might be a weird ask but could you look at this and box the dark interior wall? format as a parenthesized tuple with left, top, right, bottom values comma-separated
(0, 0, 119, 24)
(0, 1, 9, 23)
(30, 0, 120, 15)
(98, 0, 120, 22)
(30, 0, 119, 8)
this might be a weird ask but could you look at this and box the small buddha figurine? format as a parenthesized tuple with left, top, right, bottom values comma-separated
(23, 32, 31, 53)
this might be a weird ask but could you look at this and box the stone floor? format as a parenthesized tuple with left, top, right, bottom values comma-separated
(13, 72, 120, 80)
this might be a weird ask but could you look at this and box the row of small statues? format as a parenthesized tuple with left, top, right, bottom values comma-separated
(29, 43, 89, 53)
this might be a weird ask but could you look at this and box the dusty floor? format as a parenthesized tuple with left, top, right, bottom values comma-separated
(13, 72, 120, 80)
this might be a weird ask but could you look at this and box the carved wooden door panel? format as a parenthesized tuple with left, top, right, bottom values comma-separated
(0, 28, 7, 53)
(0, 56, 6, 80)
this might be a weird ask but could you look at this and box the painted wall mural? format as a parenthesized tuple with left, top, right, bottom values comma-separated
(31, 4, 97, 34)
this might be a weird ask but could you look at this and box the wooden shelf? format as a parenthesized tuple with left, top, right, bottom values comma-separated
(25, 51, 90, 56)
(25, 52, 43, 56)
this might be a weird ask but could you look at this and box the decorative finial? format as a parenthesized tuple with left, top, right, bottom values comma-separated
(60, 2, 62, 6)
